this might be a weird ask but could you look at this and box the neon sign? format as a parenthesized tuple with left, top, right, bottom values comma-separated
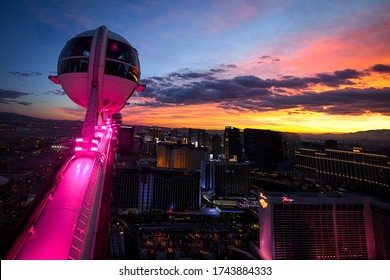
(260, 199, 268, 209)
(259, 192, 268, 208)
(238, 202, 250, 208)
(282, 196, 295, 203)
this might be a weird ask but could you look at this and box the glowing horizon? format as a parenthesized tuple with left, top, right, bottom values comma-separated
(0, 0, 389, 134)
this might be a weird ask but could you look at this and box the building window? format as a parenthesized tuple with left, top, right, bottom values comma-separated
(104, 60, 139, 83)
(58, 36, 92, 75)
(105, 39, 140, 82)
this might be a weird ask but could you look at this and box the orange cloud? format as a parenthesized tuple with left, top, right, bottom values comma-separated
(120, 102, 390, 133)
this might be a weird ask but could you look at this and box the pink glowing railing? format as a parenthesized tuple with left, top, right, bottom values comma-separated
(6, 125, 113, 260)
(14, 157, 94, 259)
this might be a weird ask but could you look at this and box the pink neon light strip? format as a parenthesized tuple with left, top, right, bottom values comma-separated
(15, 157, 94, 259)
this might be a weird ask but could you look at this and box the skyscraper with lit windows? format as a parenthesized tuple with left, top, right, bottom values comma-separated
(188, 128, 207, 148)
(256, 192, 390, 260)
(201, 161, 250, 196)
(211, 134, 223, 159)
(113, 166, 200, 213)
(243, 128, 283, 170)
(224, 126, 241, 162)
(295, 148, 390, 197)
(117, 126, 135, 155)
(156, 143, 209, 169)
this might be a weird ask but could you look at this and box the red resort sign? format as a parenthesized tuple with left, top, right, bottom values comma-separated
(282, 196, 295, 203)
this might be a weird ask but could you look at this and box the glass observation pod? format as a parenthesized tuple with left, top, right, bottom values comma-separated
(51, 26, 145, 114)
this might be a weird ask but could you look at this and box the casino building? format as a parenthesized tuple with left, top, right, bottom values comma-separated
(295, 148, 390, 197)
(256, 192, 390, 260)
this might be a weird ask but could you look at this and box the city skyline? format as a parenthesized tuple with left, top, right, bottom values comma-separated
(1, 6, 389, 264)
(0, 0, 390, 133)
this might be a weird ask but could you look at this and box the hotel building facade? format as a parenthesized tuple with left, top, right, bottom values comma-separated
(295, 148, 390, 197)
(257, 192, 390, 260)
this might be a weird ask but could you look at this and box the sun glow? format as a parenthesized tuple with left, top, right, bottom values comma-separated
(120, 103, 390, 133)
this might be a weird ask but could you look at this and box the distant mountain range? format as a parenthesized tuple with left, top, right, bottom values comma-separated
(0, 112, 82, 125)
(1, 112, 388, 144)
(301, 130, 390, 144)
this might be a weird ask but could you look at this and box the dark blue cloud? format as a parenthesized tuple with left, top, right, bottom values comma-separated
(257, 55, 280, 64)
(15, 101, 33, 106)
(168, 72, 211, 80)
(0, 89, 32, 104)
(134, 64, 388, 115)
(219, 64, 238, 68)
(7, 71, 43, 78)
(220, 88, 390, 115)
(315, 69, 361, 86)
(43, 89, 65, 96)
(371, 64, 390, 73)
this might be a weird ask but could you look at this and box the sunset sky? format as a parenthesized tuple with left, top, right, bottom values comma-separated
(0, 0, 389, 133)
